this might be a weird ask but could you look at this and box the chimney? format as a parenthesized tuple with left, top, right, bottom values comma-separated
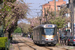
(58, 0, 63, 2)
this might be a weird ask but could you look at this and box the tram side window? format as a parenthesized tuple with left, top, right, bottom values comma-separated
(33, 30, 35, 35)
(34, 30, 36, 35)
(37, 28, 39, 35)
(34, 30, 35, 35)
(54, 28, 56, 35)
(41, 28, 45, 35)
(34, 29, 38, 36)
(35, 30, 37, 36)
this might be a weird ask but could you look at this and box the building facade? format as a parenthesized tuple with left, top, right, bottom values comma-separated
(42, 0, 66, 17)
(41, 0, 66, 23)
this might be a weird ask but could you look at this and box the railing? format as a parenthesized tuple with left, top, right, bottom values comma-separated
(0, 25, 4, 37)
(5, 39, 10, 50)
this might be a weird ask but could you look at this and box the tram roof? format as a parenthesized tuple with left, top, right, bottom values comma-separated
(33, 24, 56, 29)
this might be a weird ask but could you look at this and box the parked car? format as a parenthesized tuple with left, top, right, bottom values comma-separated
(67, 36, 75, 46)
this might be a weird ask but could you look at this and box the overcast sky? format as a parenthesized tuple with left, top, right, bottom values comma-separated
(18, 0, 69, 24)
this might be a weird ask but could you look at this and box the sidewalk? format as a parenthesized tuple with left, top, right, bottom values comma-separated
(9, 43, 14, 50)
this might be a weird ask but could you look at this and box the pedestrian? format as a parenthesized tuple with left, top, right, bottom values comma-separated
(28, 34, 30, 38)
(57, 31, 60, 43)
(59, 29, 62, 37)
(59, 29, 64, 45)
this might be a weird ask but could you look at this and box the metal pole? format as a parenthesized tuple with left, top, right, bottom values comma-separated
(70, 0, 74, 36)
(39, 19, 42, 24)
(54, 0, 56, 16)
(72, 0, 74, 36)
(8, 39, 10, 49)
(40, 9, 42, 25)
(73, 0, 75, 36)
(5, 42, 7, 50)
(44, 8, 47, 23)
(45, 8, 47, 24)
(44, 8, 48, 24)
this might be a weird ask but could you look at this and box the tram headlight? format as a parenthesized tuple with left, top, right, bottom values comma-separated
(44, 25, 46, 28)
(52, 25, 55, 27)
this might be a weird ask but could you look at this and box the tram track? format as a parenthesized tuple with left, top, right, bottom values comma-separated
(18, 35, 64, 50)
(17, 36, 50, 50)
(13, 36, 21, 50)
(19, 38, 36, 50)
(21, 37, 63, 50)
(45, 45, 69, 50)
(21, 38, 69, 50)
(13, 35, 72, 50)
(21, 37, 52, 50)
(17, 44, 21, 50)
(16, 36, 36, 50)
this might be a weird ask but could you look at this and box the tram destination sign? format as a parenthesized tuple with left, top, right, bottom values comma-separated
(44, 24, 55, 28)
(48, 25, 52, 27)
(44, 25, 55, 28)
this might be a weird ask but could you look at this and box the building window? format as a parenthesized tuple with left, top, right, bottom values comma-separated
(57, 7, 60, 10)
(65, 13, 70, 17)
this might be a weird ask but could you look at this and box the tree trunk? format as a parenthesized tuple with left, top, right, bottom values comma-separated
(4, 31, 9, 38)
(8, 31, 11, 39)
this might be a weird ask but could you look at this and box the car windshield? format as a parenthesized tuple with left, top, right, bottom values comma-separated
(74, 36, 75, 39)
(44, 28, 54, 35)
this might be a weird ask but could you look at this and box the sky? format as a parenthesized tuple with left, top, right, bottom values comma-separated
(25, 0, 68, 18)
(18, 0, 69, 24)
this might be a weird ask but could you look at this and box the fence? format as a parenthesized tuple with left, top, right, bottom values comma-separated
(5, 39, 10, 50)
(0, 25, 4, 37)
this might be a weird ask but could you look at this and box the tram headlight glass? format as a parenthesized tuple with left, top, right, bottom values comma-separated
(44, 25, 46, 28)
(52, 25, 55, 27)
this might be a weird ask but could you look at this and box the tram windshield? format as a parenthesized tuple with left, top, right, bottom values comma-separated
(44, 28, 54, 35)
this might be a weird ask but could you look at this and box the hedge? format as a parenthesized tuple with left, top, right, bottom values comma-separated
(0, 37, 8, 50)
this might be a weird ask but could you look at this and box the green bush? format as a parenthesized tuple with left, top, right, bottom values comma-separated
(31, 36, 33, 40)
(14, 27, 22, 33)
(0, 37, 8, 49)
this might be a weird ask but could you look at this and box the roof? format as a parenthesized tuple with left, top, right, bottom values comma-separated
(43, 3, 50, 6)
(33, 24, 57, 30)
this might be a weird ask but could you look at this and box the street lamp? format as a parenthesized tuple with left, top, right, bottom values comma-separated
(39, 18, 42, 24)
(44, 8, 48, 24)
(69, 0, 74, 36)
(54, 0, 56, 16)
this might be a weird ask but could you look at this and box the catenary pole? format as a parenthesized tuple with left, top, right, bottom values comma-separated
(54, 0, 56, 16)
(69, 0, 74, 36)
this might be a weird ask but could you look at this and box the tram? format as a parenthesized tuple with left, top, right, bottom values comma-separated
(33, 24, 58, 45)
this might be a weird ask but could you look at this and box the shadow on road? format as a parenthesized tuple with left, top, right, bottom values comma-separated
(11, 40, 26, 44)
(35, 44, 55, 47)
(11, 40, 19, 44)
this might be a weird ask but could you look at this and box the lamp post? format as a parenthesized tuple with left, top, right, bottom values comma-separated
(73, 0, 75, 36)
(54, 0, 56, 16)
(39, 18, 42, 24)
(69, 0, 74, 36)
(44, 8, 48, 24)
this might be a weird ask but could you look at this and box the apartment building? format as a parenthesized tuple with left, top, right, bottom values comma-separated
(42, 0, 66, 16)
